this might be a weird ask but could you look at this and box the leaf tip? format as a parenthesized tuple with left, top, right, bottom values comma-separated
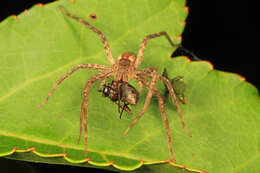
(202, 60, 214, 70)
(183, 56, 191, 62)
(184, 6, 189, 12)
(22, 147, 36, 152)
(228, 72, 246, 82)
(12, 15, 18, 20)
(177, 35, 182, 43)
(85, 157, 91, 161)
(36, 3, 44, 7)
(236, 73, 246, 81)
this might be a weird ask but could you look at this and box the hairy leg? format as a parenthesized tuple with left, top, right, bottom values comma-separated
(136, 77, 176, 163)
(159, 75, 192, 137)
(135, 31, 177, 69)
(137, 68, 192, 137)
(137, 81, 143, 94)
(119, 103, 130, 119)
(98, 73, 112, 91)
(123, 68, 158, 136)
(79, 71, 110, 155)
(59, 5, 115, 65)
(38, 64, 110, 108)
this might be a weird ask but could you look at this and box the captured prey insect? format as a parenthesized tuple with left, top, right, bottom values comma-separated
(38, 5, 192, 163)
(100, 80, 139, 118)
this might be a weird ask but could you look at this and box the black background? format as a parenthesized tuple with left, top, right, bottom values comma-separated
(0, 0, 259, 172)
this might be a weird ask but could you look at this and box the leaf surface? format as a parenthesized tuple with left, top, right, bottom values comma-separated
(0, 0, 260, 173)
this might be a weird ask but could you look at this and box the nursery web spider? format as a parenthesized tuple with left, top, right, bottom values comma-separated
(38, 5, 192, 163)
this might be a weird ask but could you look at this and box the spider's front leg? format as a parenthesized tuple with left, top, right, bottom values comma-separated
(79, 71, 110, 155)
(135, 31, 177, 69)
(59, 5, 115, 65)
(98, 73, 112, 91)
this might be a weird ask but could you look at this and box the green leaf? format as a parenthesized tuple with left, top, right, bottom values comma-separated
(0, 0, 259, 173)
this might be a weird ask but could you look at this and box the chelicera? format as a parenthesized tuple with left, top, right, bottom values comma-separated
(38, 5, 191, 163)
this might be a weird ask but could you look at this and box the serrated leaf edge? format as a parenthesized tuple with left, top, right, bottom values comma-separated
(0, 147, 207, 173)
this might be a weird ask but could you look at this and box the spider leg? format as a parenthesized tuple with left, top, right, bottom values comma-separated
(59, 5, 115, 65)
(162, 68, 170, 102)
(137, 81, 143, 94)
(98, 73, 112, 92)
(135, 31, 177, 69)
(120, 103, 132, 115)
(119, 103, 129, 119)
(137, 68, 192, 137)
(160, 75, 192, 137)
(117, 81, 121, 113)
(38, 64, 110, 108)
(136, 76, 176, 163)
(79, 71, 110, 155)
(123, 68, 158, 136)
(108, 101, 132, 115)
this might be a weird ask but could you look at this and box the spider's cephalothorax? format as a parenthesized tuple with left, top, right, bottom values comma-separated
(38, 5, 192, 163)
(113, 52, 137, 82)
(101, 80, 139, 118)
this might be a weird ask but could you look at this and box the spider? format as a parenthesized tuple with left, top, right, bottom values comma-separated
(101, 80, 139, 118)
(38, 5, 192, 163)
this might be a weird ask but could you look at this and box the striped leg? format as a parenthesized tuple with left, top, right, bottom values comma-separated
(38, 64, 109, 108)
